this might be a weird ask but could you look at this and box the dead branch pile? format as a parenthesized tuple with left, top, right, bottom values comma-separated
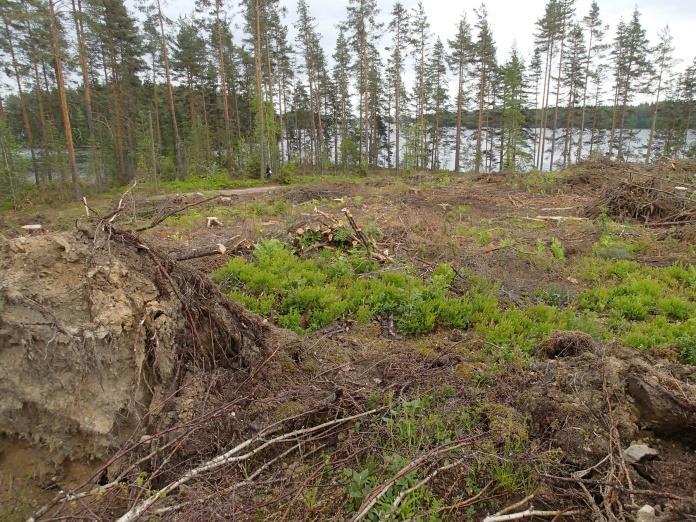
(575, 160, 696, 226)
(586, 177, 695, 225)
(292, 207, 392, 262)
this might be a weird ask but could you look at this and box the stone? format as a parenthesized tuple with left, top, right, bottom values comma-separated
(636, 504, 656, 522)
(624, 443, 659, 464)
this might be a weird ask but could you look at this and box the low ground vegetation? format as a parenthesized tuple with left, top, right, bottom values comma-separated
(214, 232, 695, 364)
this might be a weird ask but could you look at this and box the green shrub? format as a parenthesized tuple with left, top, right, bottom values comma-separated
(214, 241, 695, 363)
(477, 230, 494, 246)
(277, 161, 297, 184)
(657, 297, 693, 320)
(550, 238, 565, 260)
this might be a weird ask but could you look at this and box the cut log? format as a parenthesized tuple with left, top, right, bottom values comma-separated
(20, 224, 43, 233)
(529, 216, 587, 223)
(176, 243, 227, 261)
(206, 217, 223, 228)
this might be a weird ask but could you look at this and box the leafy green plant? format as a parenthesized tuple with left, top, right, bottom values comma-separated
(477, 230, 494, 246)
(550, 238, 565, 260)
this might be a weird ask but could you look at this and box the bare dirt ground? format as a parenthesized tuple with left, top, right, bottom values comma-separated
(1, 162, 695, 521)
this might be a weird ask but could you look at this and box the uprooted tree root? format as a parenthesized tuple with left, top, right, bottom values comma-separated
(101, 226, 270, 369)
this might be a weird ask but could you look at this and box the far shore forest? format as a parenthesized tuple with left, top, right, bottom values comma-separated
(0, 0, 695, 204)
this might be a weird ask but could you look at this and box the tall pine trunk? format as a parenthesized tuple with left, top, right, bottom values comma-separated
(474, 62, 486, 174)
(48, 0, 81, 199)
(538, 37, 555, 171)
(254, 0, 266, 178)
(576, 29, 593, 162)
(394, 30, 402, 175)
(155, 0, 184, 176)
(71, 0, 101, 186)
(215, 0, 234, 173)
(454, 58, 464, 172)
(549, 27, 566, 171)
(3, 20, 40, 184)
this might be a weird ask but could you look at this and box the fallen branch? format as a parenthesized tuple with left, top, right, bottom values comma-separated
(313, 207, 340, 226)
(342, 208, 372, 252)
(351, 436, 481, 522)
(102, 180, 138, 225)
(483, 508, 581, 521)
(153, 442, 309, 516)
(116, 407, 384, 522)
(136, 194, 221, 232)
(176, 237, 249, 261)
(532, 215, 587, 222)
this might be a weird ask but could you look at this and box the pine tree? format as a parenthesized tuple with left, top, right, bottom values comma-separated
(344, 0, 381, 167)
(84, 0, 144, 182)
(253, 0, 266, 178)
(610, 8, 650, 159)
(297, 0, 327, 168)
(20, 1, 57, 184)
(195, 0, 235, 172)
(576, 1, 606, 162)
(472, 3, 496, 174)
(155, 0, 185, 175)
(387, 1, 409, 175)
(71, 0, 103, 186)
(289, 80, 310, 163)
(427, 38, 448, 170)
(534, 0, 559, 170)
(548, 0, 574, 171)
(561, 23, 585, 168)
(528, 49, 543, 167)
(270, 16, 292, 165)
(501, 48, 528, 170)
(48, 0, 81, 197)
(448, 14, 473, 172)
(645, 26, 674, 163)
(411, 0, 429, 169)
(332, 29, 351, 169)
(172, 17, 211, 165)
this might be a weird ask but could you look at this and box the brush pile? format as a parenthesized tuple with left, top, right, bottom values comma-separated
(292, 207, 393, 262)
(574, 159, 696, 226)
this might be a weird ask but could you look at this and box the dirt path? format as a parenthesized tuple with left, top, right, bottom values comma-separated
(149, 184, 283, 202)
(221, 185, 282, 196)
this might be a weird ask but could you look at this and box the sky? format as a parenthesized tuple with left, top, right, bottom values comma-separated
(157, 0, 696, 71)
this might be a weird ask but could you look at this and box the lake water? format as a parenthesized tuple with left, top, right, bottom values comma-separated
(384, 127, 696, 172)
(20, 127, 695, 182)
